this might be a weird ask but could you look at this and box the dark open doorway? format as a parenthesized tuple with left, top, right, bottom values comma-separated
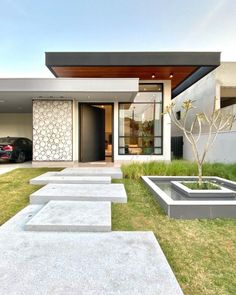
(79, 103, 113, 162)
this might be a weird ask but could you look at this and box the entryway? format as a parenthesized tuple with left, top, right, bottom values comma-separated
(79, 103, 113, 163)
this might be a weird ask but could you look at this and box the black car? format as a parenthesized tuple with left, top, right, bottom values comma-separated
(0, 137, 32, 163)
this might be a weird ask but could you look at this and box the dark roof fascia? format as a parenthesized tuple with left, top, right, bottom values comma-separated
(45, 51, 221, 68)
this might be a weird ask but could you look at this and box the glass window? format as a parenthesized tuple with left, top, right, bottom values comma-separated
(221, 97, 236, 108)
(119, 84, 163, 155)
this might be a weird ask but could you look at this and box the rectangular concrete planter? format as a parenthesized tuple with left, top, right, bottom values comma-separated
(171, 180, 235, 198)
(142, 176, 236, 219)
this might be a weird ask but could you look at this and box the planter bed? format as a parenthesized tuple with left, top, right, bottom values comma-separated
(142, 176, 236, 219)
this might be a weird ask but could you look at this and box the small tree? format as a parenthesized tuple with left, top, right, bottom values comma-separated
(164, 98, 235, 187)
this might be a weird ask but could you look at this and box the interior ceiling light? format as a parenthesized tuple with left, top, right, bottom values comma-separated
(101, 105, 104, 108)
(169, 73, 174, 78)
(151, 74, 156, 79)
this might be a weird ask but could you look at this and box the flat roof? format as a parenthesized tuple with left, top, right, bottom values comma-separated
(46, 52, 221, 97)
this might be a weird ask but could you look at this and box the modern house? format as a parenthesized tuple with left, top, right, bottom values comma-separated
(0, 52, 220, 166)
(172, 62, 236, 163)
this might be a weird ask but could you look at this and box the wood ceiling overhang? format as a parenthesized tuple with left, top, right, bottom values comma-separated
(46, 52, 221, 98)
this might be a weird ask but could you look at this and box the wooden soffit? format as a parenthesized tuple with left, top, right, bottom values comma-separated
(51, 66, 197, 89)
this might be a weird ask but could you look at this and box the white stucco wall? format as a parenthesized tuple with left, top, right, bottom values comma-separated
(0, 113, 32, 139)
(217, 62, 236, 132)
(216, 62, 236, 86)
(0, 78, 139, 93)
(32, 80, 171, 164)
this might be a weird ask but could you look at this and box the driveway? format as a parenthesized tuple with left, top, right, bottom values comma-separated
(0, 161, 32, 175)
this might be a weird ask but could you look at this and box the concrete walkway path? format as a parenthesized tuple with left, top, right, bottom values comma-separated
(0, 167, 16, 175)
(25, 200, 111, 232)
(0, 161, 32, 175)
(61, 167, 123, 179)
(0, 231, 183, 295)
(30, 172, 111, 185)
(0, 166, 183, 295)
(30, 183, 127, 204)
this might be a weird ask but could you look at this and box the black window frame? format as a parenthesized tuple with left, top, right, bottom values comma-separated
(118, 83, 164, 156)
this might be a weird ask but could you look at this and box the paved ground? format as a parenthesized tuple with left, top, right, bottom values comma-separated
(25, 200, 111, 232)
(61, 167, 123, 179)
(0, 231, 183, 295)
(30, 183, 127, 204)
(30, 172, 111, 185)
(0, 166, 183, 294)
(0, 161, 32, 175)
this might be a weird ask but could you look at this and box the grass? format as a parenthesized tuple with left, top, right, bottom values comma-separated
(0, 162, 236, 294)
(0, 168, 62, 225)
(112, 160, 236, 295)
(121, 160, 236, 181)
(182, 181, 221, 190)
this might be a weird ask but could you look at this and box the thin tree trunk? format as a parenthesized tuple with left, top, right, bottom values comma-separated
(198, 164, 203, 187)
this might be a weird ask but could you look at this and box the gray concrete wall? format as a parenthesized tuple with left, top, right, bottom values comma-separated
(183, 131, 236, 163)
(172, 63, 236, 163)
(172, 70, 218, 136)
(32, 100, 73, 161)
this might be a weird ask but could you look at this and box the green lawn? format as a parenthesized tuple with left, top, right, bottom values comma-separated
(0, 168, 61, 225)
(112, 161, 236, 295)
(0, 162, 236, 295)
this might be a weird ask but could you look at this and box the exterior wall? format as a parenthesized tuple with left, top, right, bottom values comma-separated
(113, 80, 171, 162)
(221, 104, 236, 131)
(0, 113, 32, 139)
(172, 62, 236, 163)
(217, 62, 236, 131)
(0, 78, 139, 93)
(216, 62, 236, 86)
(73, 100, 79, 161)
(183, 131, 236, 163)
(33, 100, 73, 161)
(172, 70, 218, 136)
(32, 80, 171, 165)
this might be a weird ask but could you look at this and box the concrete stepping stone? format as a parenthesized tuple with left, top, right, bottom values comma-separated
(30, 172, 111, 185)
(0, 231, 183, 294)
(25, 201, 111, 232)
(61, 167, 123, 179)
(0, 205, 43, 232)
(30, 183, 127, 204)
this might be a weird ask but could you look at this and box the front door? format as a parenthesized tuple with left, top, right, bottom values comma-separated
(80, 104, 105, 162)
